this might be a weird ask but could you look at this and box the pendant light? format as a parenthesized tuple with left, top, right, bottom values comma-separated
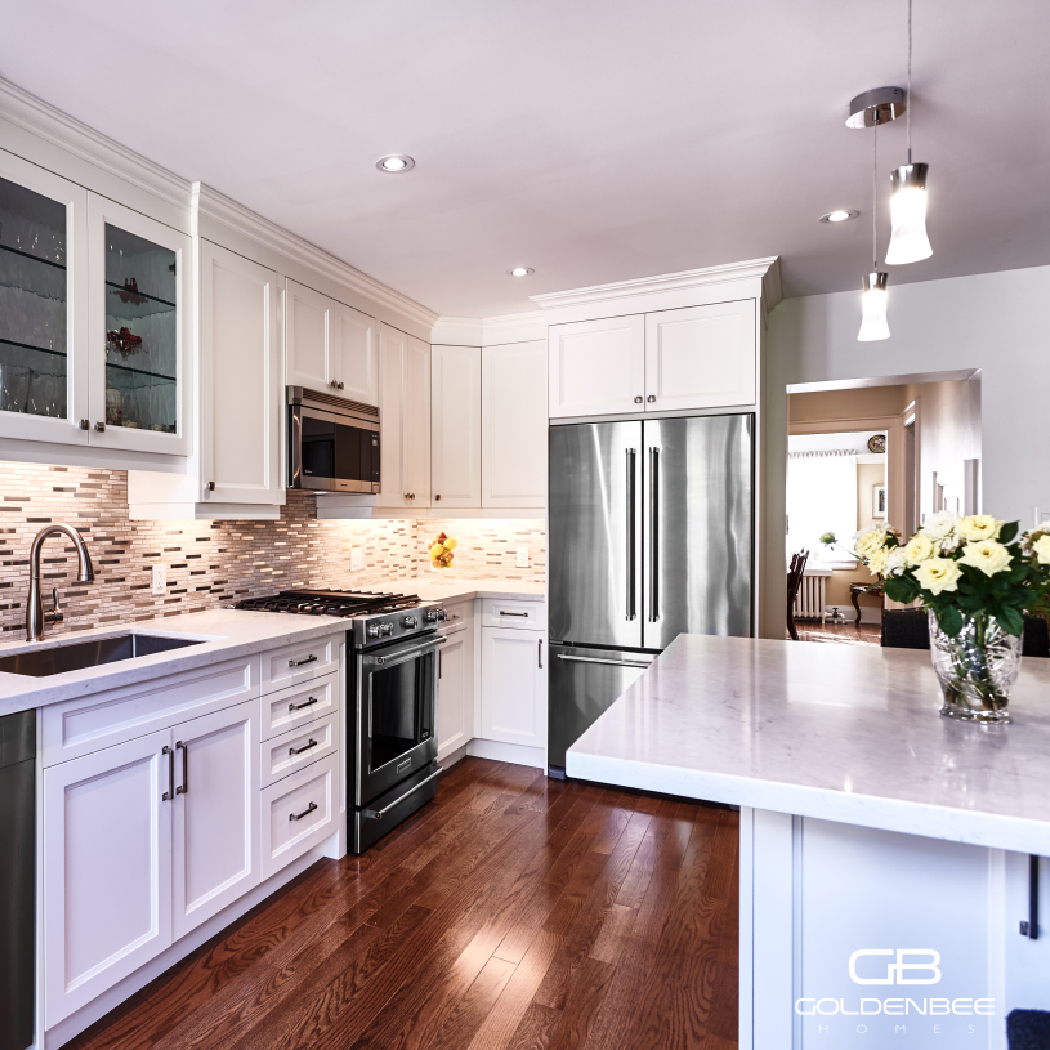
(885, 0, 933, 264)
(858, 124, 891, 342)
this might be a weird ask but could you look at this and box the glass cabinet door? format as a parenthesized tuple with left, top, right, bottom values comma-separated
(0, 156, 88, 445)
(88, 196, 189, 455)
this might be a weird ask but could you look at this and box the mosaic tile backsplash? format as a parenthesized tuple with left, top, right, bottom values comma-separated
(0, 463, 545, 639)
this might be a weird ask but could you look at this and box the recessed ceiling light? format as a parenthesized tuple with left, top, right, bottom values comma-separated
(506, 266, 535, 277)
(819, 209, 861, 224)
(376, 154, 415, 173)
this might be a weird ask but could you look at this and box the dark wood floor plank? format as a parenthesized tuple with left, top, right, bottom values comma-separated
(544, 956, 616, 1050)
(504, 1003, 563, 1050)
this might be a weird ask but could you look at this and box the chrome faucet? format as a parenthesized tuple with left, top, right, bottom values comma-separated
(26, 523, 94, 641)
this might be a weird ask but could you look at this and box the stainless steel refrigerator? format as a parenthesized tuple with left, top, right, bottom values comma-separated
(547, 413, 754, 775)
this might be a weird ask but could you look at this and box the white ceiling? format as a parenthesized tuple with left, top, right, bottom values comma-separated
(2, 0, 1048, 317)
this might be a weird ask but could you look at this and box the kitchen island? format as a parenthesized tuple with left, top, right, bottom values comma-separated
(566, 635, 1050, 1049)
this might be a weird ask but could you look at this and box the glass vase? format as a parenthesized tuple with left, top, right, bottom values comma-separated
(928, 610, 1022, 723)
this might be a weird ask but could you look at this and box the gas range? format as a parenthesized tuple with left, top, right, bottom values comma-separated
(235, 588, 447, 649)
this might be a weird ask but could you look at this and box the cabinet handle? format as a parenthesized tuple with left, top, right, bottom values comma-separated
(634, 396, 643, 404)
(176, 740, 188, 795)
(538, 639, 543, 669)
(93, 421, 105, 433)
(329, 380, 345, 390)
(499, 610, 529, 618)
(289, 654, 318, 668)
(207, 481, 215, 492)
(289, 695, 319, 712)
(79, 419, 90, 430)
(161, 745, 174, 801)
(404, 492, 415, 500)
(289, 738, 319, 756)
(438, 648, 442, 680)
(1021, 855, 1039, 938)
(647, 395, 656, 403)
(289, 801, 318, 822)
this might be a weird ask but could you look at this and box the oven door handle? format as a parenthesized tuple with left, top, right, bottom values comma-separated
(364, 636, 447, 669)
(365, 767, 443, 820)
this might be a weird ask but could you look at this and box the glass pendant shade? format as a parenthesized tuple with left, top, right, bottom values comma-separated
(858, 272, 890, 341)
(885, 162, 932, 264)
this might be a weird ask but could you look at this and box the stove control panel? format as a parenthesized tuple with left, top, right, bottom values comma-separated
(424, 608, 447, 624)
(402, 615, 418, 628)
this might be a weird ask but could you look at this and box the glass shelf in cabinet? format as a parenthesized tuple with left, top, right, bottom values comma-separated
(0, 242, 66, 271)
(105, 281, 175, 310)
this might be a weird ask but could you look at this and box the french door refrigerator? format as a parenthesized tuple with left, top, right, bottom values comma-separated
(548, 413, 754, 776)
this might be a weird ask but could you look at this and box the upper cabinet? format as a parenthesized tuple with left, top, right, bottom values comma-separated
(548, 315, 644, 418)
(284, 278, 377, 405)
(431, 344, 481, 508)
(482, 340, 547, 508)
(377, 324, 430, 508)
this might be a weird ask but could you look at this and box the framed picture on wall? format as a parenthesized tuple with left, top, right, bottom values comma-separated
(872, 483, 887, 519)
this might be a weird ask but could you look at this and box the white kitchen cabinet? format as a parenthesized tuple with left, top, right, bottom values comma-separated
(332, 301, 378, 406)
(377, 324, 430, 508)
(171, 700, 260, 942)
(431, 344, 482, 508)
(482, 341, 547, 508)
(548, 314, 644, 418)
(43, 729, 173, 1027)
(480, 627, 547, 749)
(260, 752, 338, 879)
(643, 299, 756, 411)
(284, 278, 331, 392)
(437, 603, 474, 758)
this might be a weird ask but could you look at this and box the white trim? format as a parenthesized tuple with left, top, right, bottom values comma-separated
(430, 317, 483, 345)
(466, 737, 544, 769)
(787, 368, 981, 395)
(430, 312, 546, 347)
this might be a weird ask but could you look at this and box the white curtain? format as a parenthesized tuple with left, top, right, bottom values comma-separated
(786, 453, 858, 562)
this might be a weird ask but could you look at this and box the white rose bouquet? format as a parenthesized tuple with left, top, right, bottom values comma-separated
(852, 513, 1050, 638)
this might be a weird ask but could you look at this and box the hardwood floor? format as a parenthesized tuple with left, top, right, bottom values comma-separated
(794, 620, 881, 646)
(66, 758, 738, 1050)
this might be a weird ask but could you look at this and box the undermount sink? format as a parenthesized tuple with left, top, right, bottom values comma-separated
(0, 633, 206, 677)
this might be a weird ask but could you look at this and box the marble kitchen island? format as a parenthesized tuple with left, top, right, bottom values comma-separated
(566, 635, 1050, 1050)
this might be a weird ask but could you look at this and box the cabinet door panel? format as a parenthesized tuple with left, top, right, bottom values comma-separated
(402, 334, 431, 506)
(644, 300, 756, 411)
(285, 279, 330, 391)
(199, 240, 281, 505)
(482, 341, 547, 507)
(261, 752, 337, 879)
(172, 700, 260, 941)
(549, 316, 644, 418)
(432, 344, 481, 507)
(376, 324, 405, 507)
(334, 305, 377, 405)
(480, 627, 546, 747)
(43, 729, 172, 1027)
(438, 627, 472, 757)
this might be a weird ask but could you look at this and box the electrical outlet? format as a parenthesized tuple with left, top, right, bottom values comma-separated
(151, 564, 166, 596)
(351, 547, 363, 571)
(516, 546, 529, 568)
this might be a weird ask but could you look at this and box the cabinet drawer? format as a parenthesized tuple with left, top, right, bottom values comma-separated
(260, 631, 343, 693)
(261, 672, 339, 742)
(481, 598, 546, 630)
(42, 656, 258, 767)
(260, 753, 337, 879)
(261, 711, 339, 789)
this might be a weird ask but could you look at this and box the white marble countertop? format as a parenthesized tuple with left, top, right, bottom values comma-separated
(566, 634, 1050, 854)
(0, 609, 347, 716)
(391, 577, 545, 602)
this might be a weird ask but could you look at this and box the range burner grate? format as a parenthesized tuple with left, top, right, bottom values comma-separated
(236, 589, 421, 618)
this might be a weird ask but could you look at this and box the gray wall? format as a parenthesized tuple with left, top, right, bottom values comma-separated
(760, 263, 1050, 638)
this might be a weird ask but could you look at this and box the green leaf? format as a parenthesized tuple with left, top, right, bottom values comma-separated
(884, 576, 917, 604)
(1000, 521, 1020, 544)
(939, 606, 964, 637)
(998, 606, 1024, 637)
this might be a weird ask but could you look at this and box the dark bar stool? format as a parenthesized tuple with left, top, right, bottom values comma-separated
(1007, 1008, 1050, 1048)
(880, 608, 930, 649)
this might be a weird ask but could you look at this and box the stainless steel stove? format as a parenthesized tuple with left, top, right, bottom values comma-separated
(236, 588, 448, 853)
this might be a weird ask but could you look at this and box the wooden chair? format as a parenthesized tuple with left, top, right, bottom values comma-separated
(786, 549, 810, 641)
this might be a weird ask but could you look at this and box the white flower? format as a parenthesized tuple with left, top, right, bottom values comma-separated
(922, 510, 957, 543)
(959, 540, 1013, 577)
(855, 526, 890, 559)
(884, 547, 909, 575)
(957, 514, 1003, 542)
(867, 547, 889, 575)
(1035, 535, 1050, 565)
(914, 557, 963, 595)
(903, 533, 936, 565)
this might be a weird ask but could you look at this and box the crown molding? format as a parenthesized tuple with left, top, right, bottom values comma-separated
(430, 316, 483, 346)
(430, 311, 546, 347)
(193, 183, 439, 332)
(0, 75, 191, 209)
(530, 257, 782, 324)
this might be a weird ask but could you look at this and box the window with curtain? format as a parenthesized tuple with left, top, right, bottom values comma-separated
(786, 450, 859, 566)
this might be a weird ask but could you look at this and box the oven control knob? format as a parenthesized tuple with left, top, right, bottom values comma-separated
(437, 608, 447, 621)
(425, 609, 439, 623)
(379, 623, 393, 636)
(367, 624, 381, 638)
(402, 615, 417, 628)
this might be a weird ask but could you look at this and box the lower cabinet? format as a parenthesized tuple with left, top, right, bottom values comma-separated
(480, 626, 547, 749)
(437, 620, 474, 758)
(260, 752, 338, 879)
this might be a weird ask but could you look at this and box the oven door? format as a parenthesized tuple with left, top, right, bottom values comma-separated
(290, 404, 380, 493)
(355, 635, 442, 806)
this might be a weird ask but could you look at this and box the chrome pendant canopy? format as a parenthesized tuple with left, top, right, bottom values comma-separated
(846, 86, 907, 128)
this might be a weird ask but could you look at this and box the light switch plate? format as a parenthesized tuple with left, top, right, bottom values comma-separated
(151, 564, 166, 596)
(351, 547, 363, 571)
(516, 546, 529, 568)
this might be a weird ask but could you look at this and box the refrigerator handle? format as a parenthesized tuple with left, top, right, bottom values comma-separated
(626, 448, 637, 621)
(649, 446, 659, 622)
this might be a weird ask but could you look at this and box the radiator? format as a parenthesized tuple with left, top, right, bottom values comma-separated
(794, 574, 827, 624)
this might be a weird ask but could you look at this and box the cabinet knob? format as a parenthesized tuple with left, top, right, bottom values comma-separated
(93, 421, 105, 432)
(79, 419, 90, 430)
(434, 494, 441, 501)
(634, 396, 643, 404)
(404, 492, 415, 500)
(647, 395, 656, 403)
(207, 481, 215, 492)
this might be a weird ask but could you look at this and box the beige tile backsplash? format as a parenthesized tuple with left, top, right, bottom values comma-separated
(0, 463, 545, 639)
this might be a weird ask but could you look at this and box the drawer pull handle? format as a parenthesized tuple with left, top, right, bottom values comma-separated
(499, 611, 529, 618)
(289, 801, 318, 822)
(289, 738, 319, 756)
(366, 768, 443, 820)
(289, 654, 318, 668)
(161, 745, 174, 801)
(289, 696, 319, 712)
(176, 740, 188, 795)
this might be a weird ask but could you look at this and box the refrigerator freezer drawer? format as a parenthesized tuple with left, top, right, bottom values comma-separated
(547, 645, 653, 776)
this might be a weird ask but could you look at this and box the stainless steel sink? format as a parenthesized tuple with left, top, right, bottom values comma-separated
(0, 634, 206, 677)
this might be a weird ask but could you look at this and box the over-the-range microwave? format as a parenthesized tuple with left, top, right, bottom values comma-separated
(287, 386, 381, 493)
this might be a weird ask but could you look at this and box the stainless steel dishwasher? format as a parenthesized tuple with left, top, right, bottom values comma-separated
(0, 710, 34, 1050)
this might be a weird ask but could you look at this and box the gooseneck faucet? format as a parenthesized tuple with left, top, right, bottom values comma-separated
(26, 523, 94, 641)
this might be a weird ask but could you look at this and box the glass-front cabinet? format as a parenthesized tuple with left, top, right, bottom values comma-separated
(0, 152, 89, 446)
